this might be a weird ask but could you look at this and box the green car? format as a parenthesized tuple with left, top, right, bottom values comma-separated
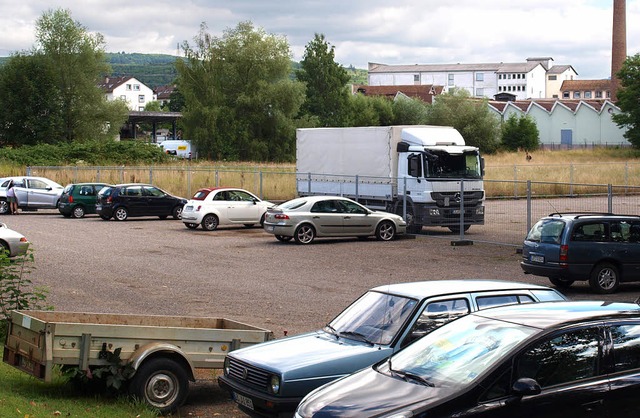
(58, 183, 110, 218)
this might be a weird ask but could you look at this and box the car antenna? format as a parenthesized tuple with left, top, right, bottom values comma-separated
(548, 200, 561, 216)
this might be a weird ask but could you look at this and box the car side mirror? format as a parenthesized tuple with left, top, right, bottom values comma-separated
(511, 377, 541, 396)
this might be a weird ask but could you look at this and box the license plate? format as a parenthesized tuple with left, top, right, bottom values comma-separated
(265, 225, 274, 232)
(452, 209, 461, 214)
(530, 255, 544, 263)
(233, 392, 254, 410)
(185, 205, 193, 211)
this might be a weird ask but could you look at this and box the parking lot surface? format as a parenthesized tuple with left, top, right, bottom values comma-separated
(4, 211, 640, 416)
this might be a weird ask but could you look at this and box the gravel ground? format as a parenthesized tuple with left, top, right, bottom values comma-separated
(4, 210, 640, 417)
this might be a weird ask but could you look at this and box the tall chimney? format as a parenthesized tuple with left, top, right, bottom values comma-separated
(611, 0, 626, 101)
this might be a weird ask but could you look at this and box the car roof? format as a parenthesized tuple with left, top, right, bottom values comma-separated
(113, 183, 153, 187)
(196, 187, 247, 193)
(542, 212, 640, 221)
(284, 196, 355, 204)
(371, 279, 559, 299)
(474, 300, 640, 329)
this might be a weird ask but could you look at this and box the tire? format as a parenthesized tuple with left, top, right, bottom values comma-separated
(448, 225, 471, 233)
(396, 206, 421, 234)
(549, 277, 574, 288)
(589, 262, 620, 294)
(100, 215, 111, 220)
(159, 215, 168, 220)
(72, 205, 85, 219)
(294, 224, 315, 244)
(0, 241, 9, 255)
(62, 213, 72, 218)
(172, 206, 183, 220)
(129, 357, 189, 414)
(114, 207, 128, 221)
(376, 220, 396, 241)
(259, 213, 266, 227)
(185, 223, 198, 230)
(243, 224, 255, 228)
(201, 214, 219, 231)
(0, 199, 9, 214)
(275, 235, 292, 242)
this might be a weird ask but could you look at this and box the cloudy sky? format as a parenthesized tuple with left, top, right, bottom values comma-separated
(1, 0, 638, 80)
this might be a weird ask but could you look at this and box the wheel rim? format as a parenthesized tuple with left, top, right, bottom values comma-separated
(0, 201, 8, 214)
(378, 222, 395, 240)
(174, 207, 183, 219)
(144, 372, 179, 408)
(73, 206, 85, 218)
(296, 225, 314, 244)
(597, 268, 617, 290)
(203, 215, 218, 230)
(115, 208, 127, 221)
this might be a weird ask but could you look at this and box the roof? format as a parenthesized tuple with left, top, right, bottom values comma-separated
(98, 76, 139, 93)
(547, 64, 577, 75)
(560, 79, 612, 91)
(368, 61, 546, 74)
(474, 301, 640, 329)
(487, 99, 616, 114)
(154, 84, 176, 100)
(354, 84, 444, 104)
(371, 279, 558, 299)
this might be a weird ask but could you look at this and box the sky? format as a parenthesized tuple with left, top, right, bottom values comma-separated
(0, 0, 638, 80)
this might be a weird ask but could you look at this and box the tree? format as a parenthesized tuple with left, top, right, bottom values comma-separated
(426, 88, 501, 153)
(500, 114, 540, 151)
(392, 96, 429, 125)
(297, 34, 350, 127)
(612, 53, 640, 147)
(177, 21, 305, 161)
(345, 94, 393, 126)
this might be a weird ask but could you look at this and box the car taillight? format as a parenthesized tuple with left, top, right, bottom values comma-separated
(107, 196, 112, 203)
(559, 244, 568, 266)
(68, 195, 74, 203)
(274, 214, 289, 220)
(20, 237, 28, 243)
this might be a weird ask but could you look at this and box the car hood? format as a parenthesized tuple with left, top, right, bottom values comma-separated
(297, 366, 455, 417)
(229, 331, 393, 382)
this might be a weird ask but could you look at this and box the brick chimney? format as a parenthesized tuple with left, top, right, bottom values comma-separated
(611, 0, 626, 102)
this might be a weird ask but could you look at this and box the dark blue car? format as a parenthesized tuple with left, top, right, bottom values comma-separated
(96, 183, 186, 221)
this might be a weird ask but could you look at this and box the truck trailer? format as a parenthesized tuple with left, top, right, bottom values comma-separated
(296, 125, 485, 232)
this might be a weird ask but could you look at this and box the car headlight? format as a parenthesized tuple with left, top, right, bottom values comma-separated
(476, 206, 484, 215)
(270, 375, 281, 394)
(223, 357, 230, 375)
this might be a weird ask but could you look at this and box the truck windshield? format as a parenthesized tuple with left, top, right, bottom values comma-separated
(425, 151, 482, 179)
(327, 291, 418, 346)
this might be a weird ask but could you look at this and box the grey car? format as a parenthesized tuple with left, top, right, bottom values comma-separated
(263, 196, 407, 244)
(0, 222, 30, 257)
(0, 176, 64, 214)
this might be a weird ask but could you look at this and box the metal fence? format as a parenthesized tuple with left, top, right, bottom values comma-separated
(25, 165, 640, 247)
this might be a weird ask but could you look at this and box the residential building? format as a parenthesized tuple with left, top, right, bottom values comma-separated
(154, 84, 176, 108)
(98, 76, 156, 111)
(546, 65, 578, 99)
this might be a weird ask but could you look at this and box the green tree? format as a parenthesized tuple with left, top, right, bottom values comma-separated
(177, 21, 305, 161)
(345, 94, 394, 126)
(392, 96, 429, 125)
(426, 88, 501, 153)
(612, 53, 640, 147)
(500, 113, 540, 151)
(297, 34, 350, 127)
(34, 8, 127, 142)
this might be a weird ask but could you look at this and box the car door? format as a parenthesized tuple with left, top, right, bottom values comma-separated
(143, 186, 172, 216)
(226, 190, 261, 223)
(121, 185, 146, 216)
(568, 221, 609, 278)
(611, 221, 640, 281)
(309, 199, 344, 236)
(604, 321, 640, 417)
(11, 178, 29, 206)
(25, 178, 59, 208)
(338, 200, 376, 235)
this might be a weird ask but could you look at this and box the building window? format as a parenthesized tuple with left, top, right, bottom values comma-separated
(606, 91, 611, 98)
(563, 91, 570, 99)
(133, 84, 140, 91)
(584, 91, 592, 99)
(507, 74, 512, 80)
(138, 95, 145, 103)
(573, 91, 581, 99)
(595, 91, 603, 98)
(498, 74, 503, 80)
(475, 88, 484, 96)
(126, 84, 132, 91)
(476, 73, 484, 82)
(548, 75, 557, 80)
(448, 74, 454, 86)
(552, 94, 558, 98)
(413, 74, 419, 83)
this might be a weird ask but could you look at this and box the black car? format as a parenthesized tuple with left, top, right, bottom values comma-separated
(58, 183, 110, 218)
(295, 301, 640, 418)
(96, 183, 186, 221)
(521, 212, 640, 293)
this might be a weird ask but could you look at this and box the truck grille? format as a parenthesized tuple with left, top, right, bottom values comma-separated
(227, 358, 270, 389)
(432, 191, 484, 207)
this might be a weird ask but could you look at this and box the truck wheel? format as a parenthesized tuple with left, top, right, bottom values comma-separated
(0, 199, 8, 214)
(129, 357, 189, 414)
(202, 214, 219, 231)
(294, 224, 315, 244)
(376, 220, 396, 241)
(114, 207, 128, 221)
(396, 206, 421, 234)
(589, 262, 620, 294)
(72, 205, 86, 218)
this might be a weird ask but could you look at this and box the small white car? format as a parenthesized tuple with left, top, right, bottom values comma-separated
(182, 187, 274, 231)
(0, 176, 64, 214)
(0, 222, 30, 257)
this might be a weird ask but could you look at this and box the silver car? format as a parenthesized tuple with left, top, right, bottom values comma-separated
(263, 196, 407, 244)
(0, 176, 64, 214)
(0, 223, 30, 257)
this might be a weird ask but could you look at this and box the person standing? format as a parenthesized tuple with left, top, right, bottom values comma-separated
(6, 180, 18, 214)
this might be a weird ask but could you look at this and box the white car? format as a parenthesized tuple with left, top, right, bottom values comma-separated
(182, 187, 274, 231)
(0, 176, 64, 214)
(0, 223, 30, 257)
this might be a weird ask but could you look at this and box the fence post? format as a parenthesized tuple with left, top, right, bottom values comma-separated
(215, 170, 219, 187)
(259, 171, 263, 199)
(120, 166, 125, 183)
(527, 180, 532, 233)
(149, 167, 153, 185)
(608, 184, 613, 214)
(97, 167, 100, 182)
(307, 173, 311, 194)
(402, 177, 407, 220)
(355, 175, 359, 202)
(459, 180, 465, 241)
(513, 165, 518, 198)
(570, 164, 574, 197)
(74, 166, 78, 183)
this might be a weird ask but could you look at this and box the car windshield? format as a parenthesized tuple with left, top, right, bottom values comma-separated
(385, 314, 536, 388)
(526, 219, 565, 243)
(327, 291, 418, 346)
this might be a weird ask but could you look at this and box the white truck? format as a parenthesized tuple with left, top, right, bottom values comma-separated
(157, 139, 196, 159)
(296, 125, 485, 233)
(2, 310, 273, 413)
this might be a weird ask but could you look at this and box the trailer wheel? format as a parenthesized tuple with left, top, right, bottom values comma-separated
(129, 357, 189, 414)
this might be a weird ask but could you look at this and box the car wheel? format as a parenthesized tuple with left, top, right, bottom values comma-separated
(549, 277, 574, 288)
(129, 357, 189, 414)
(294, 224, 315, 244)
(185, 223, 198, 230)
(159, 215, 168, 220)
(172, 206, 183, 220)
(376, 220, 396, 241)
(202, 214, 219, 231)
(114, 207, 128, 221)
(72, 205, 85, 218)
(0, 200, 9, 214)
(589, 262, 620, 294)
(275, 235, 292, 242)
(0, 241, 9, 255)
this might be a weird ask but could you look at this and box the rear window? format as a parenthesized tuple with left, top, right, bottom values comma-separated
(526, 219, 565, 243)
(192, 190, 211, 200)
(531, 289, 566, 301)
(98, 186, 114, 197)
(63, 184, 74, 194)
(278, 198, 307, 210)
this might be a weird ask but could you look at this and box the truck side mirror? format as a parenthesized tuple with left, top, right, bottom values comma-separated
(480, 157, 485, 176)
